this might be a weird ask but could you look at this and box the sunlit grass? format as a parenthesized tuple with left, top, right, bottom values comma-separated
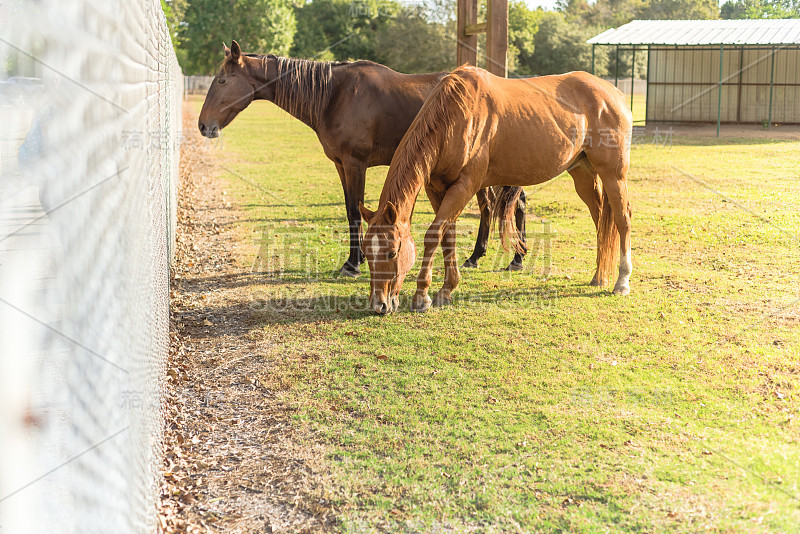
(189, 95, 800, 532)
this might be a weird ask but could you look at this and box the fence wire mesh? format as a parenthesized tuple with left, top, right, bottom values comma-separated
(0, 1, 182, 532)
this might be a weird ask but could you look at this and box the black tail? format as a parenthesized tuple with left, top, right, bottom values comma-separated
(491, 186, 526, 255)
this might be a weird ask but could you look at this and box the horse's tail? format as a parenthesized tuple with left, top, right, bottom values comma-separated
(491, 186, 526, 254)
(596, 184, 619, 285)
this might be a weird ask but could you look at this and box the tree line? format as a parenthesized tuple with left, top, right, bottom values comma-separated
(163, 0, 800, 77)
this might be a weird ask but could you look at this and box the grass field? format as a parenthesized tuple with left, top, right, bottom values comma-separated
(630, 94, 646, 124)
(188, 95, 799, 532)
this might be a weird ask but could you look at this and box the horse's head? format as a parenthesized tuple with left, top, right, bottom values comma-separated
(199, 40, 258, 138)
(360, 202, 416, 315)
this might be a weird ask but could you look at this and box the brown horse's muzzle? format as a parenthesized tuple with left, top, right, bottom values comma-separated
(371, 293, 399, 315)
(198, 119, 220, 138)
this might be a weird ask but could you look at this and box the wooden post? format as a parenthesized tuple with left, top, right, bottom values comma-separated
(486, 0, 508, 77)
(456, 0, 507, 77)
(457, 0, 478, 67)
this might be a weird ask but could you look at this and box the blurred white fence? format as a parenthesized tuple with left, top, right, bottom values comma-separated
(185, 75, 214, 96)
(606, 77, 648, 96)
(0, 1, 181, 532)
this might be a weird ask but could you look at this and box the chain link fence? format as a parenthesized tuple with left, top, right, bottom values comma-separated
(0, 0, 181, 532)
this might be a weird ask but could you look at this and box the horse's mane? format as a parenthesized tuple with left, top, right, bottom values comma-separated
(232, 54, 348, 127)
(272, 56, 347, 127)
(382, 70, 473, 207)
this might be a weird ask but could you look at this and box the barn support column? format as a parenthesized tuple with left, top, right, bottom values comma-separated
(615, 45, 619, 87)
(645, 45, 651, 124)
(630, 46, 636, 115)
(736, 47, 744, 123)
(768, 46, 775, 129)
(717, 43, 724, 138)
(591, 44, 595, 75)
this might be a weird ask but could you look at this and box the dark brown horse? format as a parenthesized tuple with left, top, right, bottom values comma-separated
(360, 66, 633, 314)
(197, 41, 526, 277)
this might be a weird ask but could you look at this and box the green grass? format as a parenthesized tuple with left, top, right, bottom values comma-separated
(190, 96, 800, 532)
(630, 93, 646, 123)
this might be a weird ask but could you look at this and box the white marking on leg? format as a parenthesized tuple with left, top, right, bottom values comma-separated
(615, 245, 632, 293)
(621, 246, 632, 274)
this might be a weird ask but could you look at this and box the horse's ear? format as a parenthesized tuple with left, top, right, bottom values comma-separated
(223, 42, 231, 56)
(359, 202, 375, 223)
(230, 40, 242, 63)
(385, 201, 398, 225)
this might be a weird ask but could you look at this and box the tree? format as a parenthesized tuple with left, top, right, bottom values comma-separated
(523, 11, 600, 75)
(291, 0, 401, 61)
(559, 0, 641, 28)
(178, 0, 296, 74)
(161, 0, 188, 67)
(720, 0, 800, 18)
(161, 0, 187, 45)
(507, 1, 542, 75)
(640, 0, 719, 19)
(373, 6, 455, 73)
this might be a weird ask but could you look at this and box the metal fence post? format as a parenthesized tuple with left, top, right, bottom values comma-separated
(768, 46, 776, 129)
(717, 43, 724, 138)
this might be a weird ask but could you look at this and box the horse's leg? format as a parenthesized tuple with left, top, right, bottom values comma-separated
(568, 159, 604, 285)
(410, 189, 444, 312)
(597, 174, 632, 295)
(411, 182, 476, 312)
(433, 220, 460, 307)
(507, 188, 527, 271)
(335, 159, 367, 277)
(462, 188, 492, 269)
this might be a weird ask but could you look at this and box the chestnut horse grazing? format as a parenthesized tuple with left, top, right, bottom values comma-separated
(197, 41, 526, 277)
(360, 66, 633, 315)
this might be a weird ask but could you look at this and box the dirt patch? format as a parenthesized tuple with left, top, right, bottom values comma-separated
(640, 122, 800, 141)
(157, 106, 335, 533)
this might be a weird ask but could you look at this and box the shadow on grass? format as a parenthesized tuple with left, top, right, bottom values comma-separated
(179, 287, 611, 331)
(176, 261, 613, 330)
(239, 201, 347, 209)
(223, 216, 343, 226)
(176, 268, 373, 294)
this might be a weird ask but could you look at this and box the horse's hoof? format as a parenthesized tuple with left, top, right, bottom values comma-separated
(589, 274, 604, 287)
(338, 264, 360, 278)
(505, 261, 523, 272)
(613, 284, 630, 296)
(410, 294, 432, 313)
(462, 259, 478, 269)
(432, 292, 453, 307)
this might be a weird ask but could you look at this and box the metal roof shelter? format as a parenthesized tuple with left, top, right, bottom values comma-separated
(588, 19, 800, 135)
